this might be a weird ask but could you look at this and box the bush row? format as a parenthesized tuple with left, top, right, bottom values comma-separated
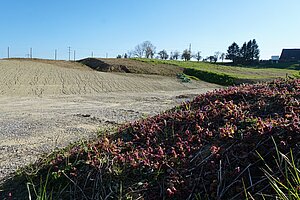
(183, 68, 236, 85)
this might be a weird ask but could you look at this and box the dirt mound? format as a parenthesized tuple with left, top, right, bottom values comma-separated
(5, 58, 91, 71)
(78, 58, 183, 76)
(0, 59, 208, 97)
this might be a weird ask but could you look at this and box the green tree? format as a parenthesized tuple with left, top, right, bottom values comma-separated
(226, 42, 240, 64)
(182, 49, 191, 61)
(240, 42, 248, 64)
(207, 56, 216, 63)
(246, 40, 252, 61)
(244, 39, 260, 64)
(158, 50, 169, 60)
(250, 39, 260, 61)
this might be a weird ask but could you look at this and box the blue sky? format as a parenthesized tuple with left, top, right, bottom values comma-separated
(0, 0, 299, 60)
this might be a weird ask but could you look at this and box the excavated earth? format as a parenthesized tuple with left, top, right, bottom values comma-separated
(0, 58, 222, 182)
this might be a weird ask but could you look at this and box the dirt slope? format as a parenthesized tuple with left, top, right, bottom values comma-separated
(78, 58, 183, 76)
(0, 59, 197, 97)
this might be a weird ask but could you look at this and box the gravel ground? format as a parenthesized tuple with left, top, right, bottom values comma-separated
(0, 59, 222, 183)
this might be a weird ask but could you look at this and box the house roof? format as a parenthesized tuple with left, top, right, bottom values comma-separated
(280, 49, 300, 61)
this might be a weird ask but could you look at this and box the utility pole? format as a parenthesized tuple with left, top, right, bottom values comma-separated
(7, 47, 9, 59)
(74, 50, 76, 61)
(68, 46, 71, 61)
(55, 49, 57, 60)
(30, 47, 32, 59)
(189, 43, 191, 53)
(106, 53, 108, 58)
(91, 52, 93, 58)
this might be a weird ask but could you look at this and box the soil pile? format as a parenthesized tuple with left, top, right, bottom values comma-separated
(78, 58, 183, 76)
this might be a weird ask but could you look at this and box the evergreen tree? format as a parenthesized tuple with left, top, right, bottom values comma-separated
(246, 40, 252, 61)
(226, 40, 260, 65)
(251, 39, 260, 61)
(226, 42, 240, 64)
(240, 42, 248, 64)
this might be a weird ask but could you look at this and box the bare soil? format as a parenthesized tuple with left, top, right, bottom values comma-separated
(0, 59, 221, 183)
(78, 58, 183, 76)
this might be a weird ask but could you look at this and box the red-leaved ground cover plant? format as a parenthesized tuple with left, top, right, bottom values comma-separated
(10, 79, 299, 199)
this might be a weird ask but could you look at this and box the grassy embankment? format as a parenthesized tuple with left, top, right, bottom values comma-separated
(133, 58, 299, 85)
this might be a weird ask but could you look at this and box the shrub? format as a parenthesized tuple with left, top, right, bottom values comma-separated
(183, 68, 236, 85)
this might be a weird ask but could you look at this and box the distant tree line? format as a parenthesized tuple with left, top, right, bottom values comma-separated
(118, 41, 198, 61)
(116, 40, 260, 65)
(226, 39, 260, 65)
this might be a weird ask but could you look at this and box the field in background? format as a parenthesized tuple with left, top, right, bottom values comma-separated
(134, 58, 298, 85)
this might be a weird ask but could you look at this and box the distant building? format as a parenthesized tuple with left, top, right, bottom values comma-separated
(280, 49, 300, 62)
(271, 56, 279, 63)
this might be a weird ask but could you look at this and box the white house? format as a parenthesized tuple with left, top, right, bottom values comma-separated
(271, 56, 279, 63)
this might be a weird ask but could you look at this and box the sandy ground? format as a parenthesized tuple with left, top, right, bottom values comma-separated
(0, 59, 221, 182)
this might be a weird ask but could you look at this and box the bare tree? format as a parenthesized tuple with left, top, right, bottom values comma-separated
(133, 44, 144, 58)
(220, 53, 225, 62)
(172, 51, 180, 60)
(133, 41, 156, 58)
(170, 52, 173, 60)
(214, 51, 221, 63)
(195, 51, 202, 62)
(142, 41, 156, 58)
(127, 50, 134, 58)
